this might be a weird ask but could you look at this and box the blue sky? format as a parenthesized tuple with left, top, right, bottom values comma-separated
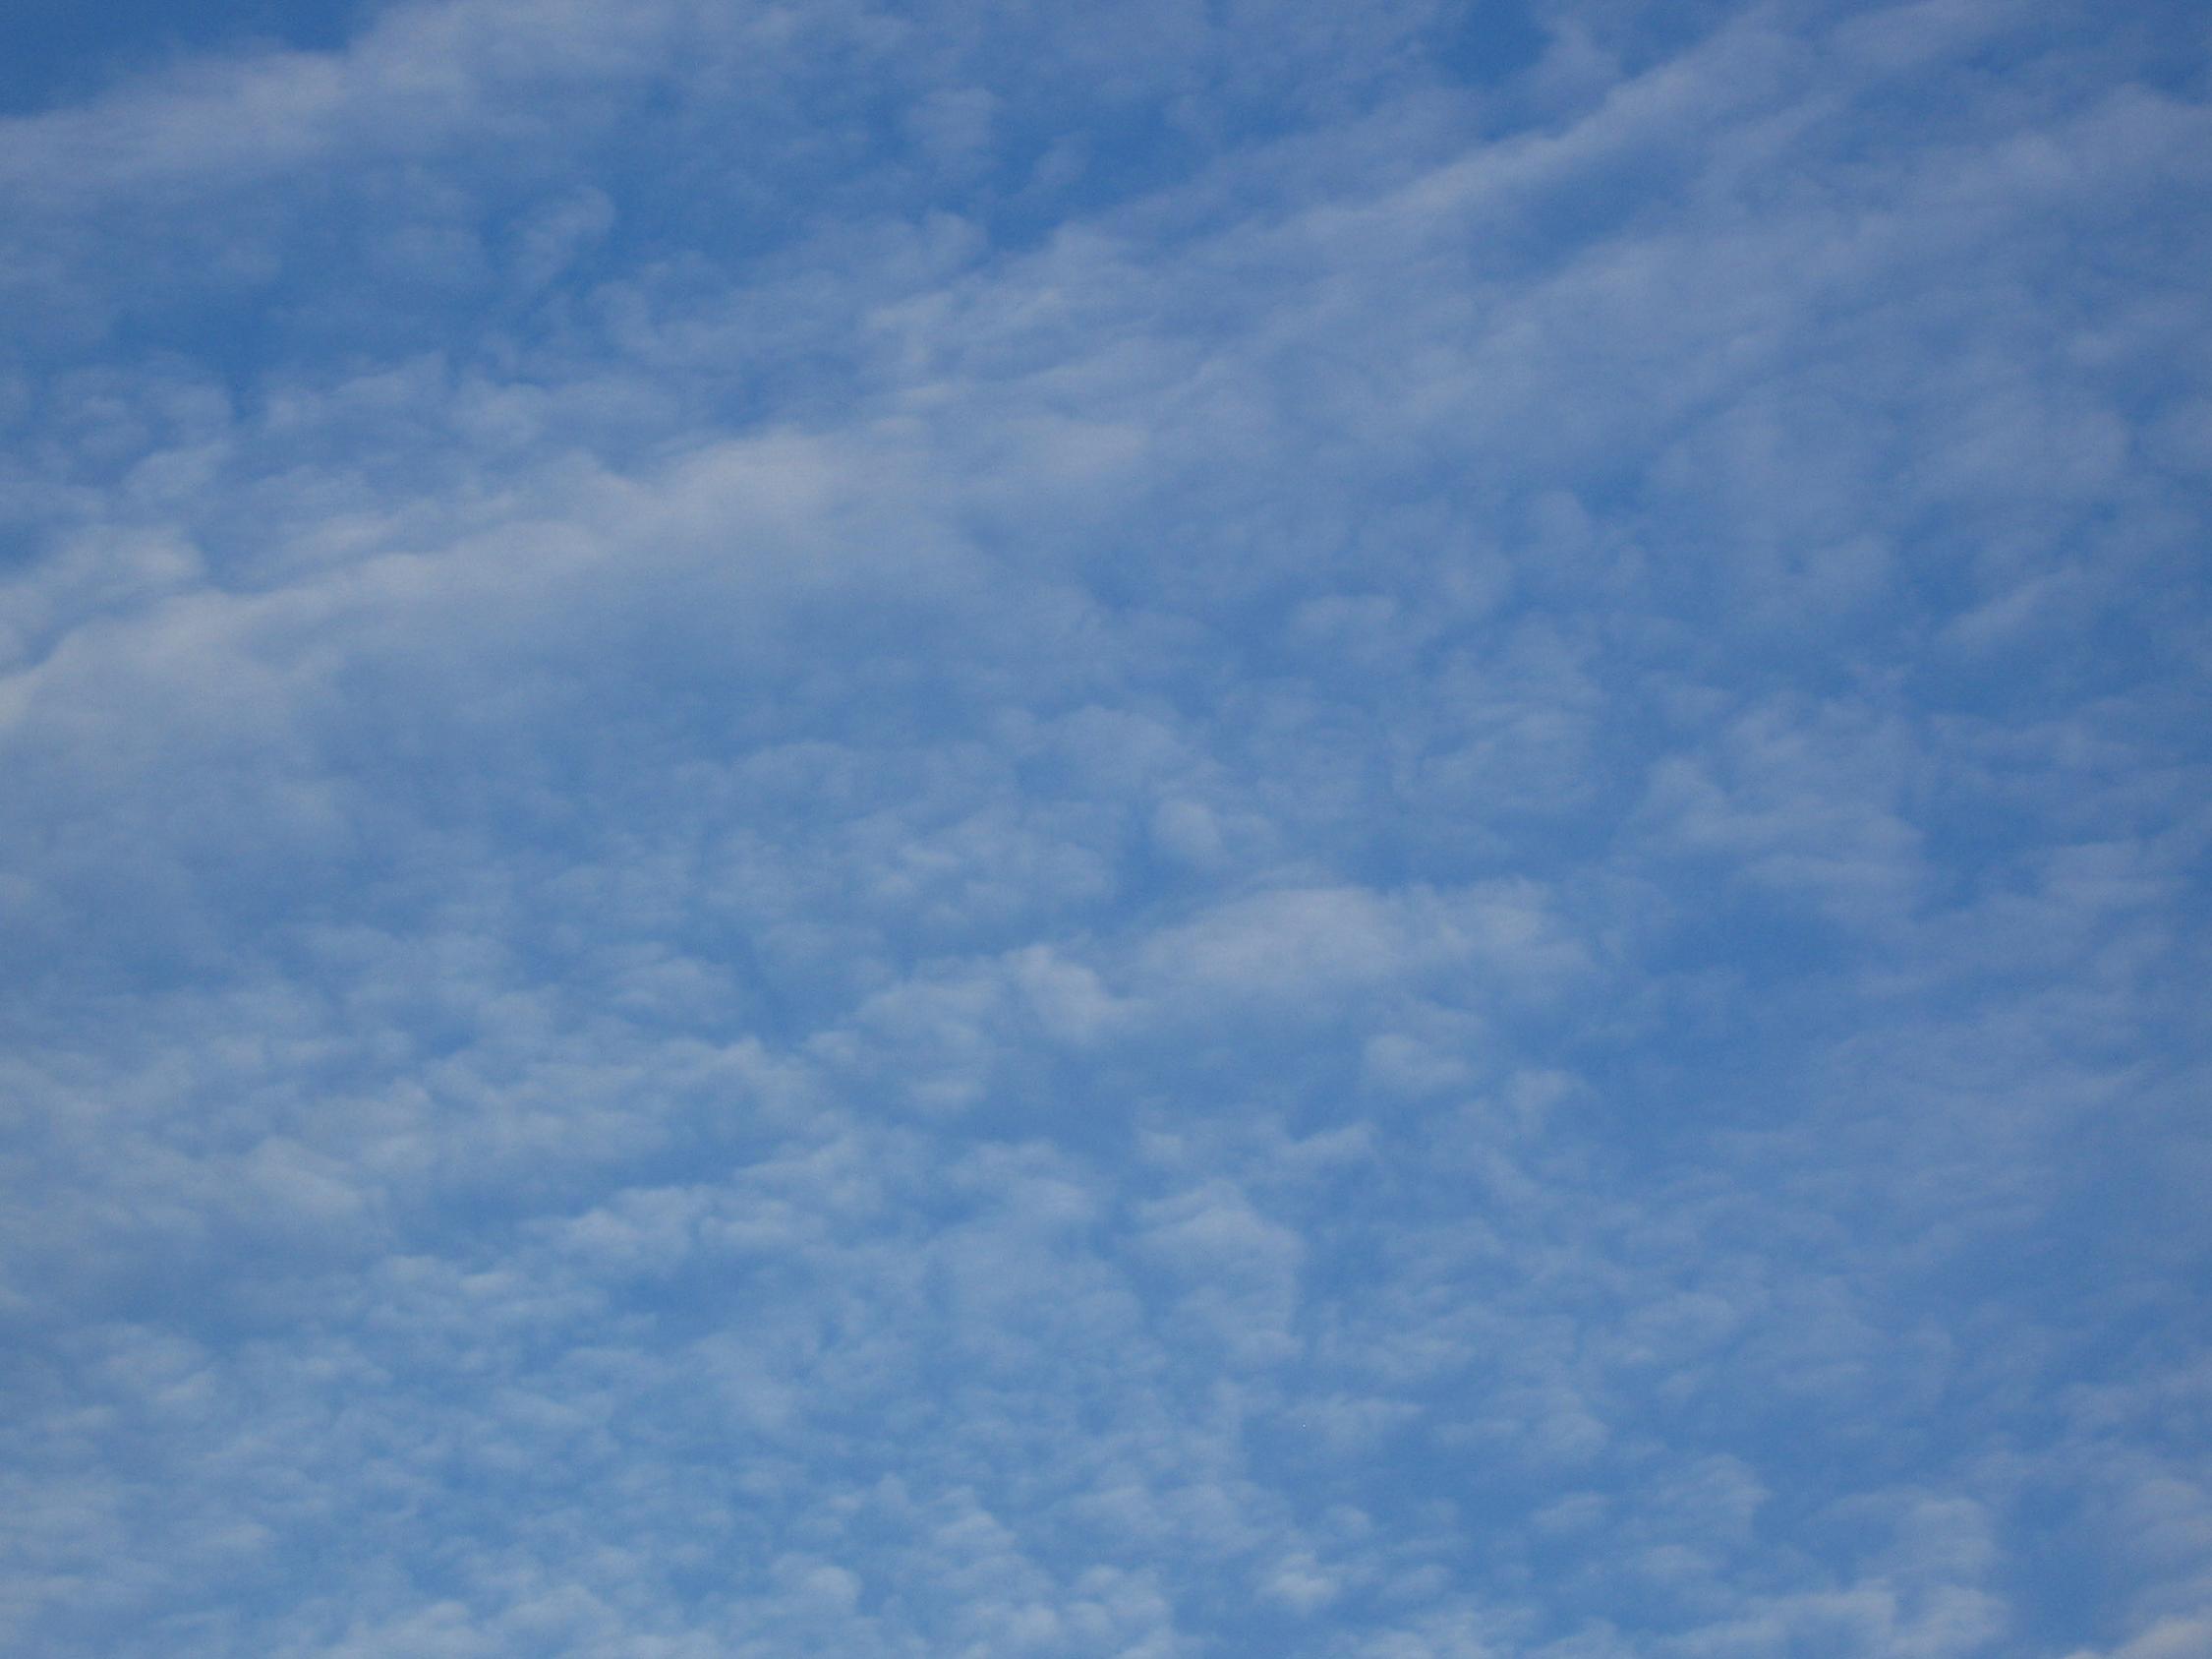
(2, 0, 2208, 1653)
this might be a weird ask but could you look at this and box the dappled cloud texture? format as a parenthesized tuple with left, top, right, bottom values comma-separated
(2, 0, 2209, 1653)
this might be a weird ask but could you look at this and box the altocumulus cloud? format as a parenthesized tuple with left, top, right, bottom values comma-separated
(2, 0, 2208, 1653)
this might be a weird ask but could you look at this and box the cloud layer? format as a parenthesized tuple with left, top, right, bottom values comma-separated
(3, 0, 2208, 1653)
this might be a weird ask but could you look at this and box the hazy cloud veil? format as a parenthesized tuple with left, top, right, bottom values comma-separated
(2, 0, 2208, 1653)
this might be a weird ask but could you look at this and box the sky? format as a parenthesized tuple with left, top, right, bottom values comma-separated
(1, 0, 2208, 1654)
